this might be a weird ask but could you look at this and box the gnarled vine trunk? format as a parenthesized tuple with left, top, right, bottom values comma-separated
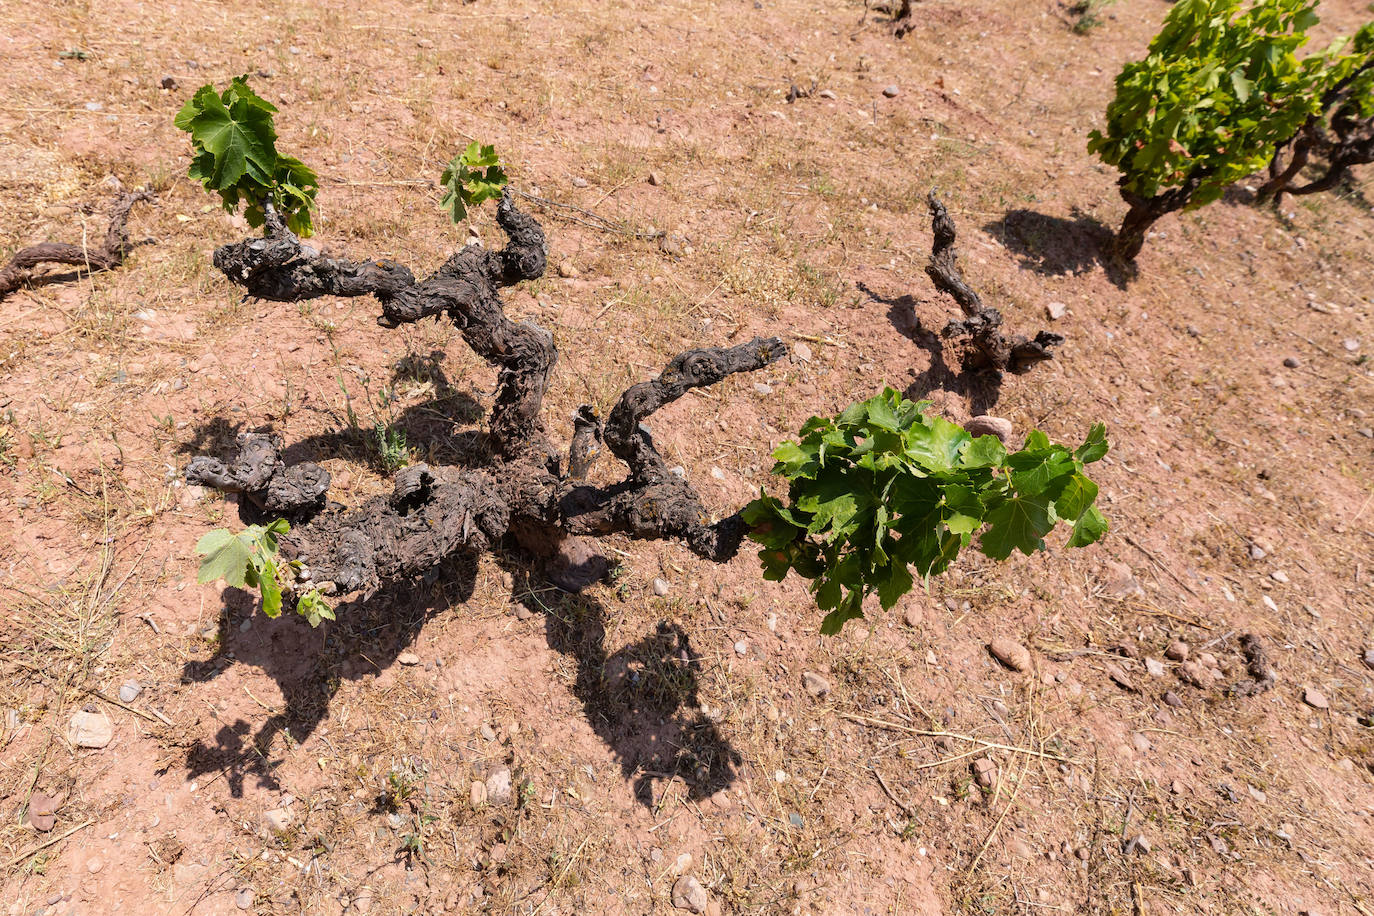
(925, 191, 1062, 374)
(188, 192, 785, 598)
(0, 189, 153, 301)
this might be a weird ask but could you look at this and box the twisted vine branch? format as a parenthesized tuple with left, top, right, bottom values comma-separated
(0, 189, 154, 301)
(189, 192, 785, 596)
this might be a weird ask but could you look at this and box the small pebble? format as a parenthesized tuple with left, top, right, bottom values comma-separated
(802, 672, 831, 697)
(818, 89, 837, 99)
(1145, 657, 1166, 678)
(571, 176, 588, 188)
(1165, 640, 1189, 662)
(670, 875, 708, 913)
(119, 680, 142, 703)
(1162, 691, 1184, 708)
(1303, 687, 1329, 710)
(652, 578, 670, 597)
(397, 652, 420, 666)
(647, 171, 664, 186)
(988, 637, 1031, 672)
(486, 768, 513, 805)
(1283, 357, 1300, 368)
(733, 640, 748, 656)
(235, 887, 254, 909)
(470, 781, 487, 805)
(966, 415, 1013, 443)
(557, 260, 579, 278)
(1046, 302, 1067, 320)
(882, 84, 899, 97)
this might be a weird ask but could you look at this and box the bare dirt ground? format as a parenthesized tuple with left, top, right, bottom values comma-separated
(2, 0, 1373, 913)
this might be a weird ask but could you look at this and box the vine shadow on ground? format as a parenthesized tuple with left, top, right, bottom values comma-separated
(177, 427, 740, 808)
(981, 209, 1129, 288)
(859, 281, 1003, 415)
(175, 351, 487, 475)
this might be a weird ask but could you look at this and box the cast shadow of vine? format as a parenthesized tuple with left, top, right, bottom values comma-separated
(858, 281, 1003, 415)
(177, 410, 740, 808)
(980, 209, 1129, 288)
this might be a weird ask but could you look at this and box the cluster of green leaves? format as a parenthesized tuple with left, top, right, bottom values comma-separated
(439, 141, 508, 223)
(1324, 23, 1374, 125)
(195, 519, 335, 627)
(742, 389, 1108, 635)
(175, 77, 319, 236)
(1089, 0, 1326, 207)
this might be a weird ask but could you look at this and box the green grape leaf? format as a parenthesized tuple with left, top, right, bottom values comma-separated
(981, 495, 1055, 561)
(1068, 505, 1110, 548)
(195, 529, 253, 588)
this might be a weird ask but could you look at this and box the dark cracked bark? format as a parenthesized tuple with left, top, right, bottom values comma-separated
(1257, 94, 1374, 207)
(925, 191, 1063, 374)
(190, 197, 786, 598)
(213, 191, 552, 460)
(0, 189, 154, 301)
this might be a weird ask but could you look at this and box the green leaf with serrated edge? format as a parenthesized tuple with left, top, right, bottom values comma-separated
(819, 591, 865, 635)
(195, 529, 254, 588)
(259, 557, 283, 618)
(1055, 473, 1100, 521)
(980, 495, 1055, 561)
(188, 89, 277, 191)
(876, 561, 913, 611)
(1075, 423, 1110, 463)
(960, 434, 1007, 468)
(1068, 505, 1110, 548)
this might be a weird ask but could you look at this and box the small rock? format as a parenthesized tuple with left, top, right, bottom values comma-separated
(1007, 838, 1033, 858)
(1124, 834, 1152, 855)
(571, 176, 588, 188)
(1363, 648, 1374, 670)
(1270, 570, 1289, 583)
(557, 260, 579, 278)
(1164, 640, 1189, 662)
(235, 887, 253, 909)
(792, 341, 813, 362)
(802, 672, 831, 697)
(87, 857, 103, 873)
(671, 875, 708, 913)
(902, 604, 922, 628)
(397, 652, 420, 666)
(818, 89, 838, 100)
(672, 852, 693, 875)
(67, 710, 113, 748)
(647, 171, 664, 186)
(486, 768, 513, 805)
(119, 680, 142, 703)
(1302, 687, 1329, 710)
(972, 758, 997, 789)
(733, 639, 748, 656)
(1102, 560, 1144, 598)
(1283, 357, 1300, 368)
(660, 234, 684, 256)
(1105, 663, 1137, 693)
(26, 793, 58, 831)
(652, 578, 670, 597)
(965, 415, 1013, 443)
(752, 382, 773, 395)
(881, 84, 899, 97)
(1162, 691, 1184, 708)
(480, 723, 496, 740)
(489, 842, 508, 864)
(1179, 661, 1208, 688)
(470, 781, 487, 805)
(160, 75, 178, 89)
(1342, 338, 1359, 352)
(1046, 302, 1067, 321)
(263, 807, 293, 832)
(1144, 657, 1166, 678)
(1248, 543, 1267, 560)
(1131, 733, 1152, 754)
(988, 637, 1031, 672)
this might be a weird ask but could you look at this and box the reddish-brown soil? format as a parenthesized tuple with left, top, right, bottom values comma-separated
(2, 1, 1372, 914)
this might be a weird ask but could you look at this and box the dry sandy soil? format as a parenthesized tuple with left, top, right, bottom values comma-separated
(3, 0, 1374, 913)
